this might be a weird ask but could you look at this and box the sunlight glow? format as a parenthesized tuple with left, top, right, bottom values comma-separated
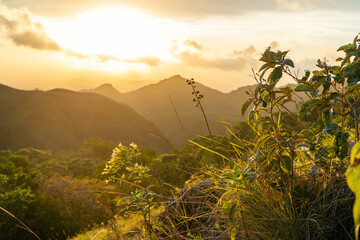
(42, 5, 176, 70)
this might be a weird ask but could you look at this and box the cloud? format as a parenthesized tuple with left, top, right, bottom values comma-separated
(66, 50, 88, 59)
(66, 50, 160, 66)
(275, 0, 329, 11)
(232, 45, 257, 57)
(173, 43, 258, 71)
(8, 30, 60, 50)
(2, 0, 276, 18)
(183, 40, 202, 50)
(95, 54, 119, 63)
(126, 57, 160, 66)
(276, 0, 304, 11)
(270, 41, 280, 49)
(4, 0, 357, 20)
(178, 51, 246, 70)
(0, 2, 61, 51)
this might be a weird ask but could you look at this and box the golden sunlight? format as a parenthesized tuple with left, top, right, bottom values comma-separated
(43, 5, 175, 65)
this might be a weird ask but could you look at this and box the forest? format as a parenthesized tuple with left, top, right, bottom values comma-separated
(2, 35, 360, 240)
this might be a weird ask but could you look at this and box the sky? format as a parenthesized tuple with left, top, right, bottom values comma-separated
(0, 0, 359, 92)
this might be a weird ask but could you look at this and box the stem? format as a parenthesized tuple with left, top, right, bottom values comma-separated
(236, 189, 249, 239)
(283, 66, 313, 100)
(0, 206, 41, 240)
(269, 102, 296, 221)
(341, 83, 345, 132)
(277, 104, 309, 130)
(168, 94, 186, 137)
(187, 79, 215, 149)
(356, 112, 360, 142)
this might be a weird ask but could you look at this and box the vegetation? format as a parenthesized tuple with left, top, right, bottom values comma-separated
(93, 35, 360, 239)
(0, 85, 169, 152)
(86, 75, 258, 147)
(2, 35, 360, 239)
(0, 140, 117, 239)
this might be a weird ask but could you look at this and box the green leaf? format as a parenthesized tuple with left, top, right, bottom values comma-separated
(345, 49, 360, 57)
(256, 134, 272, 149)
(255, 116, 271, 129)
(338, 44, 355, 52)
(229, 203, 237, 224)
(334, 132, 350, 160)
(322, 110, 331, 128)
(311, 76, 328, 84)
(348, 77, 360, 86)
(323, 123, 338, 134)
(269, 66, 282, 86)
(354, 35, 359, 45)
(298, 99, 320, 119)
(301, 71, 311, 82)
(280, 155, 292, 173)
(249, 108, 265, 122)
(267, 145, 279, 161)
(295, 84, 315, 92)
(299, 129, 314, 141)
(259, 62, 274, 72)
(261, 90, 270, 104)
(241, 98, 254, 116)
(188, 140, 230, 161)
(346, 141, 360, 240)
(273, 96, 286, 106)
(281, 59, 294, 68)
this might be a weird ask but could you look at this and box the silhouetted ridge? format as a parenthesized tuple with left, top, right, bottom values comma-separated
(84, 75, 256, 147)
(0, 83, 170, 152)
(95, 83, 120, 93)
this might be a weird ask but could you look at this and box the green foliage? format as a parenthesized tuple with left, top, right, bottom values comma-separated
(5, 36, 360, 240)
(103, 143, 150, 184)
(103, 143, 156, 238)
(73, 35, 360, 239)
(221, 35, 360, 239)
(347, 141, 360, 240)
(0, 139, 120, 239)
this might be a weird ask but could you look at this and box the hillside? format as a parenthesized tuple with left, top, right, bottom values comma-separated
(85, 75, 257, 147)
(0, 84, 170, 152)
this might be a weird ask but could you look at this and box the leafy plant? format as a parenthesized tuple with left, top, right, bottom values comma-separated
(118, 186, 156, 239)
(103, 143, 156, 239)
(347, 141, 360, 240)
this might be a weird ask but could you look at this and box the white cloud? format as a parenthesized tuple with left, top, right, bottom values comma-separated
(0, 2, 61, 50)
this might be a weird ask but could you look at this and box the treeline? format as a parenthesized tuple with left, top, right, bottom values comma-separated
(0, 139, 117, 239)
(0, 136, 229, 239)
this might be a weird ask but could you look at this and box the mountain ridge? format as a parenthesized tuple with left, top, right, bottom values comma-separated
(83, 75, 257, 147)
(0, 84, 170, 152)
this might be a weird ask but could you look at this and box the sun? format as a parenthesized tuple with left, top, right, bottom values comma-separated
(43, 5, 174, 65)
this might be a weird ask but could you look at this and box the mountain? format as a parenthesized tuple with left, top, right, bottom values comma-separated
(85, 75, 256, 147)
(83, 83, 123, 102)
(0, 84, 170, 152)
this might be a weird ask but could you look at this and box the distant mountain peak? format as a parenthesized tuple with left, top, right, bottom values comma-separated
(156, 75, 191, 86)
(168, 74, 184, 80)
(91, 83, 122, 96)
(95, 83, 118, 91)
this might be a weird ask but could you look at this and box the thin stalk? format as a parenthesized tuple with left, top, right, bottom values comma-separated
(0, 206, 41, 240)
(341, 82, 345, 132)
(168, 94, 186, 137)
(236, 189, 249, 240)
(187, 78, 215, 147)
(269, 102, 296, 222)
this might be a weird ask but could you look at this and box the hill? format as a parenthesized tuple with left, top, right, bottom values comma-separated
(0, 84, 170, 152)
(85, 75, 257, 147)
(83, 83, 123, 102)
